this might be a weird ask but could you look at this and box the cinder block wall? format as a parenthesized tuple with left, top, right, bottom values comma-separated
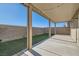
(32, 28, 47, 36)
(0, 25, 70, 42)
(0, 25, 26, 42)
(54, 27, 70, 35)
(43, 27, 70, 35)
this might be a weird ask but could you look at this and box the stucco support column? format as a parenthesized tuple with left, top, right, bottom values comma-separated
(78, 11, 79, 30)
(49, 20, 51, 37)
(54, 22, 56, 35)
(77, 11, 79, 44)
(27, 5, 32, 50)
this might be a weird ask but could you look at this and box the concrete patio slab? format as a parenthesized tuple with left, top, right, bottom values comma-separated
(33, 47, 58, 56)
(21, 35, 79, 56)
(52, 35, 76, 42)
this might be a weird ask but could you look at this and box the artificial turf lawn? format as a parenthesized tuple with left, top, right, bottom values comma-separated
(0, 33, 48, 56)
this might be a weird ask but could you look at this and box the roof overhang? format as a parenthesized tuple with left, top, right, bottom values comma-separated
(23, 3, 79, 22)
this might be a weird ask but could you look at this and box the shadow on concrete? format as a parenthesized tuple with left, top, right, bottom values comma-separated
(31, 49, 41, 56)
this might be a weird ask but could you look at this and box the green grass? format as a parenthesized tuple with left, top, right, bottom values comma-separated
(32, 33, 48, 45)
(0, 33, 48, 56)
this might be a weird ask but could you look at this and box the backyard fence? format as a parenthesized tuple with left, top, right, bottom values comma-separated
(0, 25, 70, 42)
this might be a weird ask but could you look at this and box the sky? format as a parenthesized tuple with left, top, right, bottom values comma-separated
(0, 3, 65, 27)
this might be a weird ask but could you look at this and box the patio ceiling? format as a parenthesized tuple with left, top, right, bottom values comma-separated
(24, 3, 79, 22)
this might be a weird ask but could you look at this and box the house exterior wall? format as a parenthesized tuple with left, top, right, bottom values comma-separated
(77, 28, 79, 44)
(69, 12, 79, 45)
(70, 19, 78, 42)
(77, 13, 79, 45)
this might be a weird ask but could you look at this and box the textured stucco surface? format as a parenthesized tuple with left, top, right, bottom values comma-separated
(70, 19, 78, 42)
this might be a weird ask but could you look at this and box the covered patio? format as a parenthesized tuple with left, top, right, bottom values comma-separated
(18, 3, 79, 56)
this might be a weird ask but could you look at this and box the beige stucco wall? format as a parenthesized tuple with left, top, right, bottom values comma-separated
(77, 13, 79, 45)
(70, 13, 79, 45)
(77, 28, 79, 44)
(70, 19, 78, 42)
(71, 29, 77, 42)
